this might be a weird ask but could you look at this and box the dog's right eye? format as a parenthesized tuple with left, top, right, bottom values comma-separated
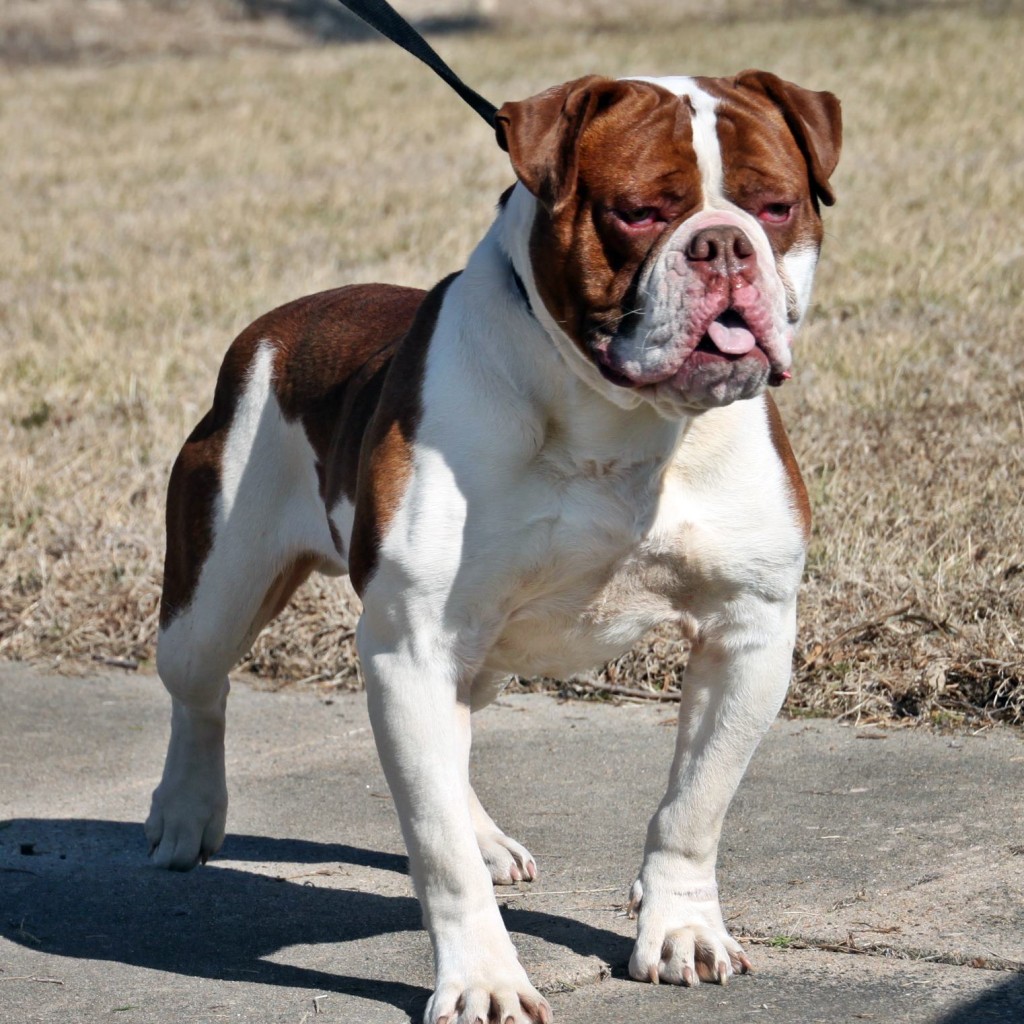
(613, 207, 661, 230)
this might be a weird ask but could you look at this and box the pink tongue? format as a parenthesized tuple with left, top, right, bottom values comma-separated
(707, 319, 756, 355)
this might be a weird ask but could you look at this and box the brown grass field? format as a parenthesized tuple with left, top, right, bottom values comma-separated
(1, 1, 1022, 726)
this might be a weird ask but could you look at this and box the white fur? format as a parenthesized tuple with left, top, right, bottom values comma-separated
(782, 244, 820, 326)
(327, 496, 356, 574)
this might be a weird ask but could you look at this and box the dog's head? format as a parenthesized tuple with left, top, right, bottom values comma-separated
(496, 72, 841, 415)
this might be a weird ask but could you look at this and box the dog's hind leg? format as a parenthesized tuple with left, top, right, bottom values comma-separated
(465, 673, 538, 885)
(468, 786, 537, 885)
(146, 342, 344, 871)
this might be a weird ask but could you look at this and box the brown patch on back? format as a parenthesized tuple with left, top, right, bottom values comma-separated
(348, 273, 459, 596)
(765, 394, 811, 541)
(264, 284, 426, 502)
(160, 284, 426, 627)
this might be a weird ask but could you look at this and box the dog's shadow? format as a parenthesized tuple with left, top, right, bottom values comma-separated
(0, 819, 633, 1020)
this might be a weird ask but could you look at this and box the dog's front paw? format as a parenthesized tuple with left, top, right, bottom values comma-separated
(627, 877, 751, 986)
(427, 934, 551, 1024)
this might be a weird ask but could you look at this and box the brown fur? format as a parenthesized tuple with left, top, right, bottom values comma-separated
(160, 284, 425, 626)
(348, 273, 459, 596)
(765, 393, 812, 541)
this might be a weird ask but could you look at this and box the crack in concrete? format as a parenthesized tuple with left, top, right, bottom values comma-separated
(743, 933, 1024, 974)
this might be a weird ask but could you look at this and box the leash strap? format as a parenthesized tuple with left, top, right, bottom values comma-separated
(333, 0, 498, 127)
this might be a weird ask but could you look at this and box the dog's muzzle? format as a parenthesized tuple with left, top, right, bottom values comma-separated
(592, 217, 794, 408)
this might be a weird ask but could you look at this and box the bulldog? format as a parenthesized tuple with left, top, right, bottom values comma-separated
(146, 70, 841, 1024)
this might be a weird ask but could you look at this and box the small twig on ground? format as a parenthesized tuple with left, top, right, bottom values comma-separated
(273, 868, 337, 883)
(565, 681, 680, 703)
(0, 976, 64, 985)
(497, 886, 619, 899)
(12, 919, 42, 945)
(982, 947, 1024, 970)
(804, 605, 913, 664)
(91, 654, 139, 671)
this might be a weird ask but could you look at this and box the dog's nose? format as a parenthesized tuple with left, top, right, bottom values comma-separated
(685, 225, 756, 278)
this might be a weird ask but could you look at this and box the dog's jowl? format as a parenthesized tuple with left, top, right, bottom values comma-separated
(146, 72, 840, 1023)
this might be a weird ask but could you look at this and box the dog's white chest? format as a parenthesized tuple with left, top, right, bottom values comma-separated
(484, 454, 675, 678)
(480, 400, 803, 681)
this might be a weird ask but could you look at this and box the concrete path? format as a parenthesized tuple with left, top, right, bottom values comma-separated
(1, 664, 1022, 1023)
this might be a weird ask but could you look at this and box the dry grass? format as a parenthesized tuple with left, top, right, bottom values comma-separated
(1, 2, 1022, 725)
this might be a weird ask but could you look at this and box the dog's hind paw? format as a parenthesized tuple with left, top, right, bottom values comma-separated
(477, 829, 537, 886)
(145, 780, 227, 871)
(146, 695, 228, 870)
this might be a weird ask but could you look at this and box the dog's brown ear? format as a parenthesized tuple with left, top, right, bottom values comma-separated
(735, 70, 842, 207)
(495, 75, 619, 211)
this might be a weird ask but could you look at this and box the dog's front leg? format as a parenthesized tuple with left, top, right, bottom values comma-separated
(358, 614, 550, 1024)
(629, 596, 797, 987)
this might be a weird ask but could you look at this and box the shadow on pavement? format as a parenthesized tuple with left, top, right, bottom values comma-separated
(1, 818, 633, 1022)
(220, 830, 410, 875)
(933, 972, 1024, 1024)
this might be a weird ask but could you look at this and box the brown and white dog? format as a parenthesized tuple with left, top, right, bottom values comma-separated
(146, 71, 841, 1023)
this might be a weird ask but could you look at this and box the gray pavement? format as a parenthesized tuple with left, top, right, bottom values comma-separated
(1, 663, 1022, 1023)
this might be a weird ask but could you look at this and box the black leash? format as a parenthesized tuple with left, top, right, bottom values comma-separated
(333, 0, 498, 127)
(332, 1, 535, 319)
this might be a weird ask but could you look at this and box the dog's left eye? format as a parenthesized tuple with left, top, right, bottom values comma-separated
(758, 203, 793, 225)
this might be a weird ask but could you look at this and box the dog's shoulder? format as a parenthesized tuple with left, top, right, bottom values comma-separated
(348, 273, 462, 595)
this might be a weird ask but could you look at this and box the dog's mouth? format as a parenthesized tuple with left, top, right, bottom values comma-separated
(597, 308, 775, 388)
(694, 309, 794, 388)
(688, 308, 769, 373)
(591, 280, 796, 405)
(699, 308, 757, 359)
